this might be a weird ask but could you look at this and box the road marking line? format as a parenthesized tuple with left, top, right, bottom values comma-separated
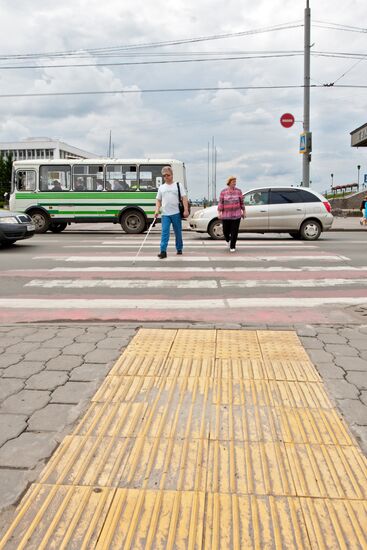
(2, 296, 367, 309)
(25, 279, 218, 289)
(33, 255, 350, 262)
(24, 278, 367, 289)
(0, 298, 226, 309)
(48, 265, 367, 273)
(220, 278, 367, 288)
(64, 244, 317, 249)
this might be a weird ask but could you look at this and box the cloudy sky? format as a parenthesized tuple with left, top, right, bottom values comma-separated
(0, 0, 366, 199)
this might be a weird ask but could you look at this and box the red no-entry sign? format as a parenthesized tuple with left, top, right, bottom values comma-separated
(280, 113, 295, 128)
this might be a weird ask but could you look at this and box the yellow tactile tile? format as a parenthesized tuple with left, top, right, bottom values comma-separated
(257, 330, 311, 361)
(0, 484, 116, 550)
(216, 330, 262, 359)
(92, 374, 165, 403)
(203, 494, 312, 549)
(206, 440, 296, 496)
(272, 407, 356, 446)
(72, 401, 149, 438)
(108, 353, 167, 377)
(300, 497, 367, 549)
(96, 489, 206, 550)
(2, 328, 367, 549)
(168, 329, 217, 358)
(124, 328, 177, 356)
(40, 436, 209, 492)
(214, 358, 319, 381)
(211, 378, 333, 408)
(286, 443, 367, 499)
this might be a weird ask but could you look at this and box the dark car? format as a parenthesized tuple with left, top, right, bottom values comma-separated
(0, 209, 35, 246)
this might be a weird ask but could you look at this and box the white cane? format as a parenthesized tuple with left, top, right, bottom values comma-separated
(132, 217, 157, 265)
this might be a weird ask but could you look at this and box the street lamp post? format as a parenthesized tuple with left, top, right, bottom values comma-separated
(302, 0, 311, 188)
(357, 165, 361, 188)
(330, 173, 334, 191)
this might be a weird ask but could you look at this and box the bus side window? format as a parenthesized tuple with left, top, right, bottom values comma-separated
(106, 164, 137, 191)
(73, 165, 103, 191)
(40, 165, 71, 191)
(139, 165, 168, 191)
(16, 170, 36, 191)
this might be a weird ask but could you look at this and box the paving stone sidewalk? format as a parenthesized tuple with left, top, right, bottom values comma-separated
(0, 322, 366, 533)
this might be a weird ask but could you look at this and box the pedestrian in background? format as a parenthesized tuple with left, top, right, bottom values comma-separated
(155, 166, 189, 259)
(360, 195, 367, 226)
(217, 176, 245, 252)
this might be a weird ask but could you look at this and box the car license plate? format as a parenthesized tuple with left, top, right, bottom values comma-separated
(27, 224, 35, 231)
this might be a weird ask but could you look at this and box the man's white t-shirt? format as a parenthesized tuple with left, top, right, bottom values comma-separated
(156, 182, 186, 216)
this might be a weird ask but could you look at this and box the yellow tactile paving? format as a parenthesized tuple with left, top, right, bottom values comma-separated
(2, 329, 367, 549)
(216, 329, 262, 359)
(0, 484, 116, 550)
(214, 358, 320, 381)
(257, 330, 311, 361)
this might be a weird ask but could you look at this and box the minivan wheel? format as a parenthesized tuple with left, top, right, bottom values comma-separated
(208, 219, 224, 239)
(300, 220, 321, 240)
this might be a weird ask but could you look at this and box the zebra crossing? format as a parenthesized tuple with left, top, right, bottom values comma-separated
(0, 231, 366, 323)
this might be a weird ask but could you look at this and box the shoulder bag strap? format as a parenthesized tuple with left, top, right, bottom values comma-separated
(176, 182, 182, 201)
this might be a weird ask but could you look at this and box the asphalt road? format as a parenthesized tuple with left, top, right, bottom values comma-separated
(1, 228, 367, 324)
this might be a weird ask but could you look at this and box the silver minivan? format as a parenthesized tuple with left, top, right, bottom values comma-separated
(190, 186, 333, 240)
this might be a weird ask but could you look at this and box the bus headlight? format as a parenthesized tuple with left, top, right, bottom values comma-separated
(0, 217, 18, 224)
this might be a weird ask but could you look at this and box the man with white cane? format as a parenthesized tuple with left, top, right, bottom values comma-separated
(155, 166, 189, 259)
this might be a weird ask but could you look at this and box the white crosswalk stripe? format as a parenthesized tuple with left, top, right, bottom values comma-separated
(1, 233, 366, 323)
(33, 254, 350, 262)
(24, 278, 367, 289)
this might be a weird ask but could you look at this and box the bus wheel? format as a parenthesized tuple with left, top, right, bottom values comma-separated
(29, 210, 50, 233)
(120, 210, 146, 234)
(49, 222, 67, 233)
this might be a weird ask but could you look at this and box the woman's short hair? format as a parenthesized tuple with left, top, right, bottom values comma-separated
(161, 166, 173, 175)
(226, 176, 236, 186)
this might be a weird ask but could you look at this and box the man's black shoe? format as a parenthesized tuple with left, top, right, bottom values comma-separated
(157, 251, 167, 259)
(176, 250, 183, 255)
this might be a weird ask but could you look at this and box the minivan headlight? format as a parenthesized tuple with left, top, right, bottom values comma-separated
(0, 216, 18, 224)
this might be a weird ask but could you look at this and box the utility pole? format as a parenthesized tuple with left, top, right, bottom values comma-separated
(107, 130, 112, 158)
(302, 0, 311, 187)
(214, 146, 217, 202)
(211, 136, 215, 203)
(207, 141, 210, 202)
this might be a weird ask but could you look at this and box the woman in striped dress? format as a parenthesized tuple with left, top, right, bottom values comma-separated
(217, 176, 245, 251)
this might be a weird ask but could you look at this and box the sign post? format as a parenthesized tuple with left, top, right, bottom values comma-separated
(280, 113, 295, 128)
(299, 132, 312, 154)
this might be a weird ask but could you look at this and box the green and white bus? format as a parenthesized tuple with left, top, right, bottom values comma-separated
(9, 158, 187, 233)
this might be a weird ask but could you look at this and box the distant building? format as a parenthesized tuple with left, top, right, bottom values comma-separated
(0, 137, 98, 161)
(350, 123, 367, 147)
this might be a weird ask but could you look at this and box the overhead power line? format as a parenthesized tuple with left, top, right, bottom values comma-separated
(1, 83, 367, 99)
(2, 50, 367, 71)
(313, 21, 367, 33)
(0, 52, 304, 70)
(0, 21, 303, 62)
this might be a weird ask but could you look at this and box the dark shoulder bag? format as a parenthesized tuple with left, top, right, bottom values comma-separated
(177, 182, 190, 219)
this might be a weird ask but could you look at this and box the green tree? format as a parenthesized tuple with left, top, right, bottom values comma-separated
(0, 152, 13, 200)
